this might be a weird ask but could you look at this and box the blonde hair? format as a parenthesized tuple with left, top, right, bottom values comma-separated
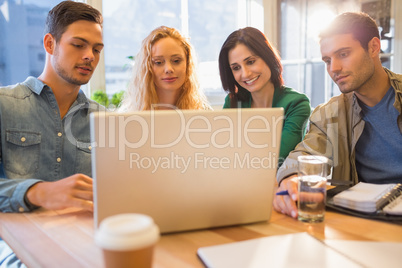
(119, 26, 210, 111)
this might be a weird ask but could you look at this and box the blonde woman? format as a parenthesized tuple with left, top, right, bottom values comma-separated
(119, 26, 210, 111)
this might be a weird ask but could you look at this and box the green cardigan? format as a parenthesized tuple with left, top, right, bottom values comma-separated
(223, 87, 311, 166)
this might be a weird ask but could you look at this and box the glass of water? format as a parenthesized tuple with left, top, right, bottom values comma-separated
(297, 155, 329, 223)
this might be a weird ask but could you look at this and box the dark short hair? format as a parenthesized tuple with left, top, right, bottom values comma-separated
(319, 12, 380, 50)
(218, 27, 283, 107)
(44, 0, 103, 42)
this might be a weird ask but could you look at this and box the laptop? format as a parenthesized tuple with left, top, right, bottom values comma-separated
(90, 108, 283, 233)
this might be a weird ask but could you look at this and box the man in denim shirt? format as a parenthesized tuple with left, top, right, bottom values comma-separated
(0, 1, 104, 266)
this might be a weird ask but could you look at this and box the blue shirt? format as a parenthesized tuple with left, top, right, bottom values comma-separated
(0, 77, 103, 212)
(355, 87, 402, 184)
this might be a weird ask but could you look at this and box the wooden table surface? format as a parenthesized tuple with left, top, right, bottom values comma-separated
(1, 208, 402, 268)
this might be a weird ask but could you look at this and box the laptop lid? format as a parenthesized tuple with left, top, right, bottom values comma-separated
(91, 108, 283, 233)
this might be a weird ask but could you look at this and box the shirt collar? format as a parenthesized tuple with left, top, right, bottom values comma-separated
(352, 93, 362, 115)
(23, 76, 90, 105)
(23, 76, 47, 95)
(75, 89, 90, 105)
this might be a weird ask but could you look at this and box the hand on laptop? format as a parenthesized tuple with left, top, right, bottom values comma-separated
(273, 175, 298, 218)
(26, 174, 93, 211)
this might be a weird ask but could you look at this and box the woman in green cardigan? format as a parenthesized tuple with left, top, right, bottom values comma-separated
(218, 27, 311, 167)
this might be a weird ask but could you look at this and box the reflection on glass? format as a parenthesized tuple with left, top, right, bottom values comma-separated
(0, 0, 62, 86)
(280, 0, 393, 107)
(102, 0, 252, 107)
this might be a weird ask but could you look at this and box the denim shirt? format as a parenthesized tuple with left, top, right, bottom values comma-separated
(0, 77, 103, 212)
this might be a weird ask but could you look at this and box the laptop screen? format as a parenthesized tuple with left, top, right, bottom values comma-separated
(91, 108, 283, 233)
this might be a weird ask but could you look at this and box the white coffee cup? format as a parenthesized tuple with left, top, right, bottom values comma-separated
(95, 213, 160, 268)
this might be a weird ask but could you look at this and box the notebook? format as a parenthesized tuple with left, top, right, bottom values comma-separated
(325, 240, 402, 268)
(90, 108, 284, 233)
(197, 232, 362, 268)
(333, 182, 402, 214)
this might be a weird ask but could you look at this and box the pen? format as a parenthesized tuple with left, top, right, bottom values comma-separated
(276, 180, 352, 197)
(276, 190, 289, 196)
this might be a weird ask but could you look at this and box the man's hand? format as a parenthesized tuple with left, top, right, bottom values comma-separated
(26, 174, 93, 211)
(273, 175, 298, 218)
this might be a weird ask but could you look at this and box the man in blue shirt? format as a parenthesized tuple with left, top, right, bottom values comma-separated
(0, 1, 104, 266)
(274, 12, 402, 219)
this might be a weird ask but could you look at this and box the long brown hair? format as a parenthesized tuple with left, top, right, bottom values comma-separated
(218, 27, 283, 108)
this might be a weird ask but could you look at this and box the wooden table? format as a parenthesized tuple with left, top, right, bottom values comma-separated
(1, 208, 402, 268)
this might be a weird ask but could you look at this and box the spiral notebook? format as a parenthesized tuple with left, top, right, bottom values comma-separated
(332, 182, 402, 215)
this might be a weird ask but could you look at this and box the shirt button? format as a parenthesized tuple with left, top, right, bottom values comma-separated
(18, 207, 24, 212)
(21, 137, 26, 142)
(58, 132, 62, 137)
(57, 157, 61, 163)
